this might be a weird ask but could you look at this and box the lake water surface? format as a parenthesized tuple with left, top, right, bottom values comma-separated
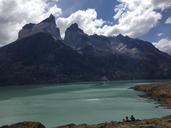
(0, 80, 171, 128)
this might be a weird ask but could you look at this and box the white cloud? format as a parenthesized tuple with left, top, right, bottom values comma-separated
(165, 17, 171, 24)
(56, 9, 105, 38)
(0, 0, 62, 45)
(57, 0, 171, 38)
(151, 0, 171, 10)
(153, 38, 171, 55)
(158, 33, 163, 37)
(104, 0, 162, 37)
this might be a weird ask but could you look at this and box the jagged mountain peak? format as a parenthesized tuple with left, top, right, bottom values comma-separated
(18, 14, 61, 40)
(1, 13, 171, 85)
(64, 23, 88, 49)
(67, 23, 84, 33)
(22, 23, 35, 29)
(116, 34, 125, 38)
(41, 14, 56, 25)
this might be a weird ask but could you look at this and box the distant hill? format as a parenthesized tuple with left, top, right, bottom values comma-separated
(0, 15, 171, 85)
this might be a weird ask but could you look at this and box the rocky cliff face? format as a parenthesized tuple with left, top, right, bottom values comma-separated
(64, 24, 112, 56)
(18, 14, 61, 40)
(64, 23, 89, 49)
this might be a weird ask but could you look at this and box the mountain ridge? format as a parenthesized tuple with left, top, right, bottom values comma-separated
(0, 15, 171, 85)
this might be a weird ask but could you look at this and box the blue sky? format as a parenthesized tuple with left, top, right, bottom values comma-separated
(58, 0, 117, 21)
(140, 8, 171, 42)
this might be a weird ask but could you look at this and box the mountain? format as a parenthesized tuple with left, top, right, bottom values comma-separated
(0, 15, 171, 85)
(0, 33, 100, 85)
(64, 24, 171, 77)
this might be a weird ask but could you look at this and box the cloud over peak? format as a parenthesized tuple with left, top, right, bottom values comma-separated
(57, 0, 170, 39)
(0, 0, 62, 45)
(57, 9, 105, 38)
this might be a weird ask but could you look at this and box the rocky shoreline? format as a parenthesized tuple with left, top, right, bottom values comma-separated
(133, 82, 171, 108)
(1, 115, 171, 128)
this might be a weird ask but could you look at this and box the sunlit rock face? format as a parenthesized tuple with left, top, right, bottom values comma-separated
(18, 14, 61, 40)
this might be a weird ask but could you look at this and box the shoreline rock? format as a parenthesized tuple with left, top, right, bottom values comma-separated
(0, 122, 45, 128)
(57, 116, 171, 128)
(133, 82, 171, 108)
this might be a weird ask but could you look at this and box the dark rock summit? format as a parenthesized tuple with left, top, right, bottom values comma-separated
(18, 14, 61, 40)
(22, 23, 35, 29)
(64, 23, 88, 49)
(0, 16, 171, 86)
(41, 14, 56, 24)
(67, 23, 84, 33)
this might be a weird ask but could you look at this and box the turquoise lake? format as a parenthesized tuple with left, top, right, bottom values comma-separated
(0, 80, 171, 128)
